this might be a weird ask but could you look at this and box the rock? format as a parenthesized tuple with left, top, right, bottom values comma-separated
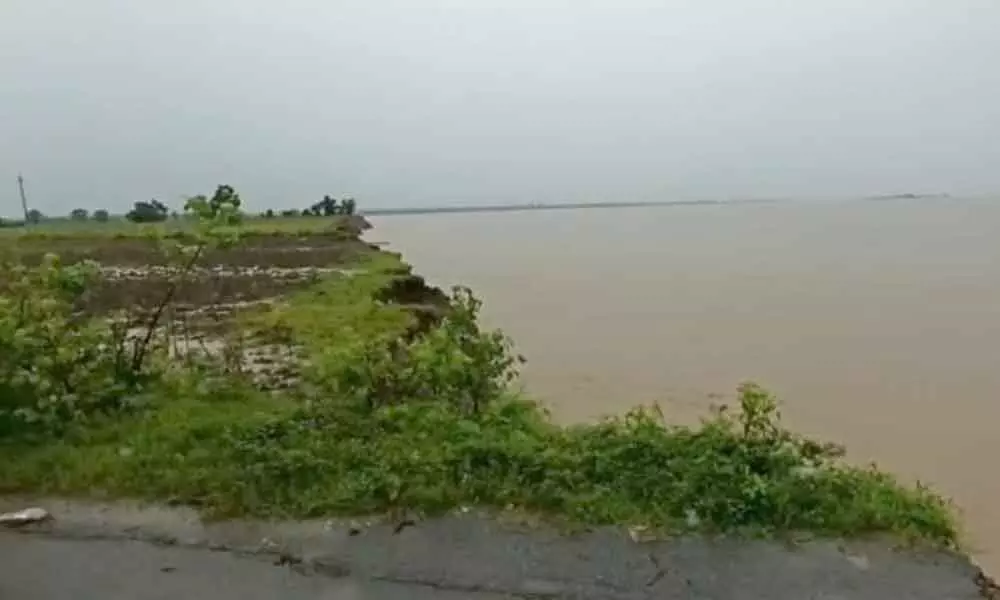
(846, 553, 871, 571)
(628, 525, 654, 543)
(0, 507, 52, 527)
(685, 508, 700, 528)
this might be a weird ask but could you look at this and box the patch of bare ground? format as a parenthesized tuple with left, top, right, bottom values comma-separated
(84, 265, 360, 315)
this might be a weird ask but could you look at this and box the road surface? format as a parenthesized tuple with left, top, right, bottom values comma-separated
(0, 497, 991, 599)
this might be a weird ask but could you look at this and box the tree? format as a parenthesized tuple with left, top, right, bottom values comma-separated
(93, 209, 110, 222)
(69, 208, 89, 221)
(263, 209, 275, 218)
(27, 209, 44, 224)
(126, 199, 168, 223)
(323, 195, 339, 216)
(310, 195, 356, 216)
(341, 197, 357, 215)
(281, 209, 300, 217)
(209, 185, 241, 214)
(183, 185, 243, 226)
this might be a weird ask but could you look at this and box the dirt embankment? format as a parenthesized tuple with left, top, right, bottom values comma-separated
(13, 221, 450, 391)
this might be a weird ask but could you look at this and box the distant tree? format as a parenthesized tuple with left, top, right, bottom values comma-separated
(69, 208, 89, 221)
(341, 197, 357, 215)
(324, 195, 340, 216)
(310, 195, 352, 216)
(281, 209, 300, 217)
(263, 208, 275, 218)
(209, 185, 241, 214)
(126, 199, 168, 223)
(184, 185, 244, 225)
(93, 209, 110, 222)
(27, 209, 44, 224)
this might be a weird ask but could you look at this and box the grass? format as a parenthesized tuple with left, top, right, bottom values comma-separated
(0, 215, 360, 240)
(0, 221, 961, 549)
(0, 380, 956, 544)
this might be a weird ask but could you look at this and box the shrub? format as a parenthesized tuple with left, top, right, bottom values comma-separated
(0, 256, 133, 437)
(310, 285, 521, 414)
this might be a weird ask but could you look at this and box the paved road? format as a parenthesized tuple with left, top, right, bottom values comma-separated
(0, 534, 507, 600)
(0, 498, 991, 599)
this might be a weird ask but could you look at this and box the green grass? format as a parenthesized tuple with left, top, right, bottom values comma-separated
(0, 234, 961, 548)
(0, 215, 359, 241)
(0, 380, 957, 544)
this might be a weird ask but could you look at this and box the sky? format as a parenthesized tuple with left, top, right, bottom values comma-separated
(2, 1, 999, 215)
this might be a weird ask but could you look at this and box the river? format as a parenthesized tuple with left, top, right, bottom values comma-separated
(370, 198, 1000, 571)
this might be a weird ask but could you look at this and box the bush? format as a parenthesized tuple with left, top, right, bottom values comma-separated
(321, 286, 521, 414)
(49, 380, 951, 544)
(0, 256, 133, 437)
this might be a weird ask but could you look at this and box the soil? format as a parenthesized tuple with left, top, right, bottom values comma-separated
(5, 225, 449, 391)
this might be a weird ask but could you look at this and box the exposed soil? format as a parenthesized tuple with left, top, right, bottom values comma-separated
(13, 223, 450, 392)
(83, 266, 353, 315)
(11, 235, 375, 268)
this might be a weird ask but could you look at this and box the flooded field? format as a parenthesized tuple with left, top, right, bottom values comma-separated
(371, 198, 1000, 571)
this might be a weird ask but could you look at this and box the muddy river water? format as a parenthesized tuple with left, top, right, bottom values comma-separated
(371, 198, 1000, 572)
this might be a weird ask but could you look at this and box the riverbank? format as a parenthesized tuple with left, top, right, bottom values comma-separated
(0, 205, 965, 571)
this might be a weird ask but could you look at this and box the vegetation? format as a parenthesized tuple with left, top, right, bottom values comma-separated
(126, 199, 169, 223)
(304, 195, 357, 217)
(6, 190, 357, 229)
(0, 187, 959, 547)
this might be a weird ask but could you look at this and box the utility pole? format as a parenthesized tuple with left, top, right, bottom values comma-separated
(16, 173, 30, 224)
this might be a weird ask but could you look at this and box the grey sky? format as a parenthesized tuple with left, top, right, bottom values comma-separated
(2, 1, 999, 215)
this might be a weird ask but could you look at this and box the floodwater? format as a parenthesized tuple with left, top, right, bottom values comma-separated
(370, 198, 1000, 572)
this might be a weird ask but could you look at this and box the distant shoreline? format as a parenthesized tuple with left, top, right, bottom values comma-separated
(362, 193, 965, 217)
(361, 197, 780, 217)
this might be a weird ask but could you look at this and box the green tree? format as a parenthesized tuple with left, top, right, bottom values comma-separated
(341, 197, 357, 215)
(310, 195, 340, 216)
(92, 209, 110, 222)
(27, 209, 44, 224)
(209, 185, 241, 215)
(69, 208, 89, 221)
(125, 200, 168, 223)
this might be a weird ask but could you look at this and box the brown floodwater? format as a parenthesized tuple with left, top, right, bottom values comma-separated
(370, 199, 1000, 572)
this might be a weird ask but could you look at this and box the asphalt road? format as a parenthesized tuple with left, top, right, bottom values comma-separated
(0, 535, 508, 600)
(0, 498, 990, 599)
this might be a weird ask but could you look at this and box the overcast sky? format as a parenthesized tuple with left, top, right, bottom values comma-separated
(2, 1, 999, 215)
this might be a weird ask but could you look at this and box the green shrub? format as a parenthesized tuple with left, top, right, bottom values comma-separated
(307, 284, 521, 414)
(0, 256, 131, 437)
(53, 381, 951, 544)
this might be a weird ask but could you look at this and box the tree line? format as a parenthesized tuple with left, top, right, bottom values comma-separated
(2, 187, 358, 226)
